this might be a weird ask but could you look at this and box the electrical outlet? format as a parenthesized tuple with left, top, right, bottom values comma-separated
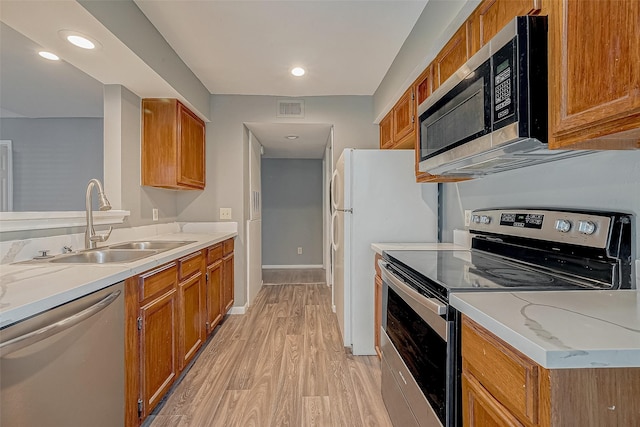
(464, 210, 472, 227)
(297, 247, 303, 255)
(220, 208, 232, 220)
(152, 208, 159, 221)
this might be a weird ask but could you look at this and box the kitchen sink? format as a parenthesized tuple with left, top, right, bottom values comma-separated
(49, 249, 158, 264)
(108, 240, 195, 251)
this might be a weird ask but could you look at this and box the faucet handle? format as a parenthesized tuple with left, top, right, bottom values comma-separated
(90, 226, 113, 243)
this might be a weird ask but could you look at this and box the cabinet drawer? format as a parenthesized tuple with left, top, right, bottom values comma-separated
(207, 244, 223, 265)
(138, 262, 177, 303)
(178, 251, 203, 281)
(462, 316, 540, 425)
(223, 239, 234, 256)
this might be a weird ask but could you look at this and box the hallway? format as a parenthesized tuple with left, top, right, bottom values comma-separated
(147, 281, 392, 426)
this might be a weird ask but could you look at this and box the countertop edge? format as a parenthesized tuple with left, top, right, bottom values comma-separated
(451, 292, 640, 369)
(0, 231, 237, 327)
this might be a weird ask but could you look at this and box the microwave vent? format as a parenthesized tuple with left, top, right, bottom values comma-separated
(277, 99, 305, 118)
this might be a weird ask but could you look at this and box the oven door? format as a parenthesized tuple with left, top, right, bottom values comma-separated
(380, 261, 459, 427)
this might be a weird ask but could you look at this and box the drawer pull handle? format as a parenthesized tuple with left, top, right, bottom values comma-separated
(398, 371, 407, 385)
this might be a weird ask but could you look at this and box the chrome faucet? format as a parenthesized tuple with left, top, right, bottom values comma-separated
(85, 178, 113, 249)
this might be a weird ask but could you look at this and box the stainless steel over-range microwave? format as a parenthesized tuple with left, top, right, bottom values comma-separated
(417, 16, 588, 177)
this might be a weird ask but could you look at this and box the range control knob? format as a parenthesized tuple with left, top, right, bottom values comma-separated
(480, 215, 491, 224)
(578, 220, 596, 235)
(554, 219, 572, 233)
(471, 215, 481, 224)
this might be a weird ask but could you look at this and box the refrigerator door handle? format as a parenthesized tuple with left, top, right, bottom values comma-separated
(330, 169, 339, 211)
(331, 210, 339, 251)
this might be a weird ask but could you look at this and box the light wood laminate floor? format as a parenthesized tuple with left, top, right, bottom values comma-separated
(147, 283, 392, 427)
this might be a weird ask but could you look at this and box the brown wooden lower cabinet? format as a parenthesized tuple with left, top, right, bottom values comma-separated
(374, 253, 382, 359)
(222, 241, 234, 314)
(462, 315, 640, 427)
(205, 257, 223, 333)
(178, 269, 205, 371)
(125, 238, 235, 427)
(140, 288, 178, 418)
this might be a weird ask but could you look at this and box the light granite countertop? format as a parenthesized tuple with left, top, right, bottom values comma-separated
(0, 230, 237, 328)
(451, 290, 640, 369)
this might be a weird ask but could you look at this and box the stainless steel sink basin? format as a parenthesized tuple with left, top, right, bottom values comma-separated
(108, 240, 195, 251)
(49, 249, 158, 264)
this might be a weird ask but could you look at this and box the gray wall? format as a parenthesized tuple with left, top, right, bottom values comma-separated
(176, 94, 378, 307)
(262, 159, 323, 266)
(373, 0, 478, 121)
(78, 0, 210, 120)
(441, 150, 640, 256)
(105, 85, 179, 228)
(0, 117, 103, 211)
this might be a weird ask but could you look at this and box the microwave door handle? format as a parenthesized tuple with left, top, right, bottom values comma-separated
(379, 260, 447, 316)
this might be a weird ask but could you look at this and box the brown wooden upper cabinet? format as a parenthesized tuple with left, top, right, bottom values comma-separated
(142, 99, 206, 190)
(548, 0, 640, 149)
(379, 87, 416, 150)
(433, 23, 470, 90)
(468, 0, 542, 55)
(379, 111, 393, 149)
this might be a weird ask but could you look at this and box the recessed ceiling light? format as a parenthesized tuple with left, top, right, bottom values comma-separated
(59, 30, 101, 50)
(38, 51, 60, 61)
(291, 67, 305, 77)
(286, 135, 299, 140)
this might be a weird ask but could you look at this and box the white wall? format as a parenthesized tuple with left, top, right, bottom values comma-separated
(441, 150, 640, 257)
(176, 94, 377, 307)
(262, 159, 323, 266)
(0, 118, 103, 211)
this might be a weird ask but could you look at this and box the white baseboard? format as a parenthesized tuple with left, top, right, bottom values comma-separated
(228, 302, 248, 315)
(262, 264, 324, 269)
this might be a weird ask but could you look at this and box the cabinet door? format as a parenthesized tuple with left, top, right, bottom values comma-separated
(379, 111, 393, 149)
(140, 289, 177, 417)
(206, 260, 223, 333)
(178, 272, 205, 370)
(222, 254, 234, 314)
(462, 372, 526, 427)
(433, 23, 470, 90)
(392, 87, 415, 147)
(471, 0, 541, 54)
(549, 0, 640, 149)
(177, 103, 206, 188)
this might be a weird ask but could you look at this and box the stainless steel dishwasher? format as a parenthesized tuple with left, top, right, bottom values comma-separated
(1, 281, 125, 427)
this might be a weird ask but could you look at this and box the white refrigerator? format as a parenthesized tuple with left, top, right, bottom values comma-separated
(330, 149, 438, 355)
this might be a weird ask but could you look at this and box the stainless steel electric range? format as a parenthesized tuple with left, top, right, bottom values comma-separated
(378, 208, 634, 427)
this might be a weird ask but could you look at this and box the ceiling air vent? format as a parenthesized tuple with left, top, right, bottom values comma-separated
(277, 99, 305, 118)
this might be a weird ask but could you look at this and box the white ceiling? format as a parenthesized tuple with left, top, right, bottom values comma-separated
(0, 0, 429, 158)
(134, 0, 428, 97)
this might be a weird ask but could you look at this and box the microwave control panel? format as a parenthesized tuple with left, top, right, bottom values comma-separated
(492, 39, 517, 124)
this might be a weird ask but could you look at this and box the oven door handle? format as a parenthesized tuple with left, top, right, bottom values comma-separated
(379, 260, 447, 316)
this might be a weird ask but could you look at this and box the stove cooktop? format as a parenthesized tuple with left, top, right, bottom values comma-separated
(383, 249, 601, 299)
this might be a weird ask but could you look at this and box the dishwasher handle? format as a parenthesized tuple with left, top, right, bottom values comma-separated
(0, 289, 121, 358)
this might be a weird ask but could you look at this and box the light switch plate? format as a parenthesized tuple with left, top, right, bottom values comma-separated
(152, 208, 159, 221)
(220, 208, 232, 220)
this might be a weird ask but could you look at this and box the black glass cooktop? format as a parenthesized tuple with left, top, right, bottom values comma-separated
(383, 249, 601, 299)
